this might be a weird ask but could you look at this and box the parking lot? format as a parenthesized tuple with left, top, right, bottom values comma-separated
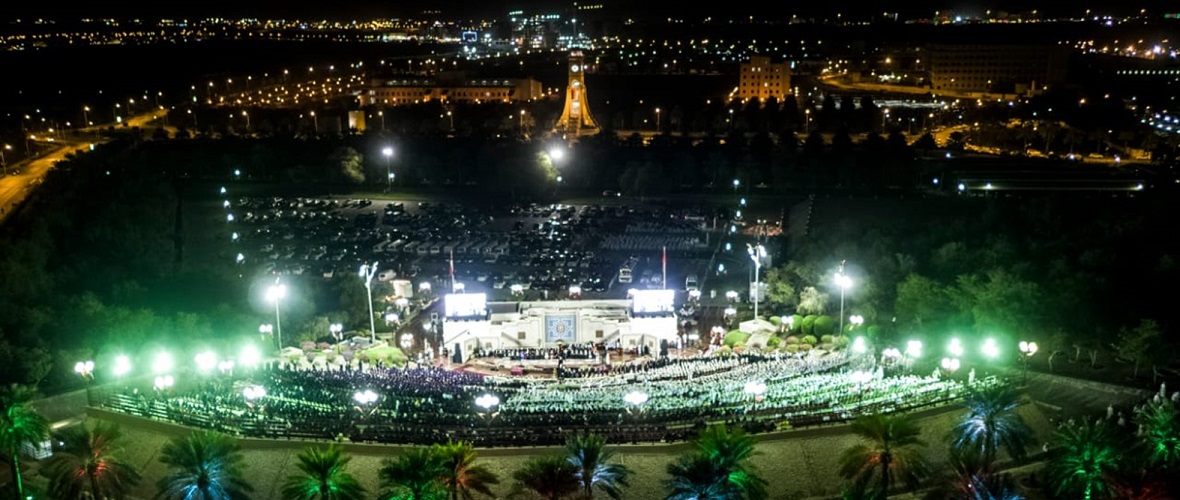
(225, 196, 725, 300)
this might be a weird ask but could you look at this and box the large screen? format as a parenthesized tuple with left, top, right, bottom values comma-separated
(445, 293, 487, 318)
(632, 289, 675, 314)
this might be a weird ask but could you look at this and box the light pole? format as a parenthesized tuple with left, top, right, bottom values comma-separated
(360, 262, 379, 342)
(747, 243, 766, 318)
(655, 107, 661, 133)
(353, 389, 379, 417)
(732, 178, 740, 196)
(835, 261, 852, 334)
(623, 390, 648, 418)
(241, 111, 249, 131)
(82, 106, 90, 127)
(0, 144, 10, 176)
(382, 147, 393, 192)
(330, 323, 344, 342)
(519, 109, 526, 136)
(310, 111, 318, 132)
(74, 361, 95, 406)
(1019, 340, 1038, 386)
(266, 281, 287, 350)
(447, 110, 454, 131)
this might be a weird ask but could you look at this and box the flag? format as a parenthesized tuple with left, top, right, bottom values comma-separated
(662, 246, 667, 288)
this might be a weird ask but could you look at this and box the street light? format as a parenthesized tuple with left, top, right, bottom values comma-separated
(948, 338, 964, 358)
(353, 389, 379, 417)
(623, 390, 648, 415)
(75, 361, 95, 406)
(1018, 340, 1038, 385)
(0, 144, 11, 176)
(112, 355, 132, 378)
(266, 280, 287, 349)
(981, 337, 1000, 359)
(655, 107, 661, 133)
(835, 261, 852, 333)
(309, 110, 318, 131)
(359, 262, 379, 342)
(329, 323, 344, 342)
(475, 393, 500, 425)
(747, 244, 766, 318)
(743, 380, 767, 402)
(382, 147, 394, 192)
(732, 178, 740, 196)
(194, 351, 218, 374)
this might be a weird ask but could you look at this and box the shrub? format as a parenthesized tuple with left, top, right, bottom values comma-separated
(835, 335, 851, 348)
(767, 336, 782, 348)
(799, 343, 813, 352)
(785, 335, 800, 344)
(801, 315, 818, 335)
(769, 316, 782, 326)
(814, 315, 836, 336)
(716, 345, 733, 356)
(785, 344, 800, 353)
(820, 334, 835, 344)
(724, 330, 751, 347)
(819, 343, 835, 351)
(802, 335, 818, 345)
(789, 314, 804, 333)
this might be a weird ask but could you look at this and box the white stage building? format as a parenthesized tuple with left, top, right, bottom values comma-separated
(441, 291, 678, 363)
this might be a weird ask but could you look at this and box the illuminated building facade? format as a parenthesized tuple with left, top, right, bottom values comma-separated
(926, 44, 1068, 95)
(738, 55, 791, 103)
(361, 73, 542, 106)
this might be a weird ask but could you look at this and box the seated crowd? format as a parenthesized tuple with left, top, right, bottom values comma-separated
(101, 351, 980, 447)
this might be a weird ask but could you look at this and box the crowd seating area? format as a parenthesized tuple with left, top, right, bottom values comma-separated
(99, 352, 987, 447)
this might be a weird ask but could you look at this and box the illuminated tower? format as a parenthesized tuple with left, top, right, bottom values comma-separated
(555, 50, 599, 137)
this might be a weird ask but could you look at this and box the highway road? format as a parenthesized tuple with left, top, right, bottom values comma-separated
(0, 109, 166, 222)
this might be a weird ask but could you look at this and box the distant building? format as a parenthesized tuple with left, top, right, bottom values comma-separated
(360, 72, 543, 106)
(926, 44, 1069, 95)
(737, 55, 792, 103)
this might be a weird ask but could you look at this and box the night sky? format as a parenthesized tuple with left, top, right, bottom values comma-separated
(3, 0, 1174, 21)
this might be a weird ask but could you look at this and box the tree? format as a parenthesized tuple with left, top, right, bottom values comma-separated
(43, 420, 141, 500)
(378, 447, 446, 500)
(510, 455, 579, 500)
(797, 286, 828, 315)
(564, 432, 630, 499)
(664, 453, 741, 500)
(281, 444, 366, 500)
(1118, 319, 1162, 379)
(951, 384, 1034, 466)
(912, 133, 938, 151)
(1045, 329, 1069, 372)
(0, 388, 49, 500)
(1136, 397, 1180, 469)
(924, 448, 1021, 500)
(156, 430, 253, 500)
(664, 424, 767, 500)
(838, 413, 928, 499)
(432, 440, 499, 500)
(1046, 419, 1121, 500)
(329, 146, 365, 184)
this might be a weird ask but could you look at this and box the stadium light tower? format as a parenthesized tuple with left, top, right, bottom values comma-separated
(747, 243, 767, 318)
(359, 262, 379, 342)
(835, 261, 852, 333)
(266, 280, 287, 350)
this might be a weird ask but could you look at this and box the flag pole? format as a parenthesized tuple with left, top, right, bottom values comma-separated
(450, 249, 455, 293)
(662, 246, 667, 290)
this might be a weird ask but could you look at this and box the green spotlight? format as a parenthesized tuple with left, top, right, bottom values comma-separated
(152, 351, 173, 374)
(113, 355, 132, 377)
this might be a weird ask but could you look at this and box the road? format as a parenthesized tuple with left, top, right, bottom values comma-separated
(0, 109, 167, 222)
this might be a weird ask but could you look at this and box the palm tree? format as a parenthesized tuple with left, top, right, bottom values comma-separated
(923, 448, 1022, 500)
(156, 430, 253, 500)
(378, 447, 446, 500)
(43, 420, 141, 500)
(510, 455, 579, 500)
(838, 413, 928, 499)
(1136, 397, 1180, 468)
(952, 384, 1034, 466)
(564, 432, 630, 499)
(663, 424, 767, 500)
(432, 440, 499, 500)
(0, 387, 49, 500)
(281, 444, 365, 500)
(1046, 419, 1121, 500)
(664, 453, 740, 500)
